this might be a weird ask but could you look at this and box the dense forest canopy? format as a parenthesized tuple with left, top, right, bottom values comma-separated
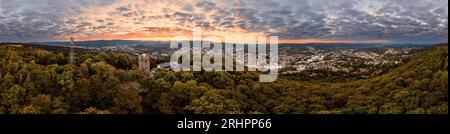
(0, 44, 447, 114)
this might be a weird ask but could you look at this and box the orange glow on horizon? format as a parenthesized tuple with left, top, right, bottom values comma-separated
(58, 34, 389, 44)
(278, 39, 390, 44)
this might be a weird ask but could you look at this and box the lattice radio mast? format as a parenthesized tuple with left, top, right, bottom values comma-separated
(69, 33, 76, 65)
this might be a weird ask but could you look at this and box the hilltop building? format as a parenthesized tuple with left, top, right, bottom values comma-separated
(151, 62, 172, 72)
(138, 53, 173, 73)
(138, 54, 151, 72)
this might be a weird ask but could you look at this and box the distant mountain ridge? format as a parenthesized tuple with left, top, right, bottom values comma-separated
(29, 40, 169, 48)
(29, 39, 442, 49)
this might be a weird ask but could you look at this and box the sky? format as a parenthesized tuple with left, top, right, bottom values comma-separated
(0, 0, 448, 44)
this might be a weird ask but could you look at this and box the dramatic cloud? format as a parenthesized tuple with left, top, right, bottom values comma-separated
(0, 0, 448, 43)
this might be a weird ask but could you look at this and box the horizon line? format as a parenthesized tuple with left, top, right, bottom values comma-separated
(35, 38, 392, 44)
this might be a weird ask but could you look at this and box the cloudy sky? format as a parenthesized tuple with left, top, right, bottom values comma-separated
(0, 0, 448, 43)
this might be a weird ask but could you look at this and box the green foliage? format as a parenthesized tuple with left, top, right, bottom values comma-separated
(1, 85, 26, 112)
(0, 44, 447, 114)
(185, 90, 242, 114)
(112, 82, 143, 114)
(19, 105, 42, 114)
(79, 107, 112, 114)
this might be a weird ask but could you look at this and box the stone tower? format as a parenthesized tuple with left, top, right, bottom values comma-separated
(138, 54, 151, 72)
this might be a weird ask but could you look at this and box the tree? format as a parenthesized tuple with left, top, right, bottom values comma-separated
(157, 80, 208, 114)
(112, 82, 143, 114)
(88, 75, 103, 109)
(1, 73, 14, 90)
(58, 70, 75, 99)
(185, 90, 242, 114)
(72, 78, 93, 110)
(1, 85, 26, 113)
(51, 96, 69, 114)
(97, 77, 121, 108)
(144, 78, 170, 109)
(80, 107, 112, 114)
(18, 105, 42, 114)
(29, 94, 52, 113)
(379, 103, 404, 114)
(79, 63, 90, 78)
(91, 62, 116, 79)
(117, 54, 134, 70)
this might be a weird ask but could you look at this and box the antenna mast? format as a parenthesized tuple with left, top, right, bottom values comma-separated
(69, 32, 75, 65)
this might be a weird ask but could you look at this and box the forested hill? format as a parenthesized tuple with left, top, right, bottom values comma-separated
(321, 44, 448, 114)
(0, 43, 447, 114)
(251, 44, 448, 114)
